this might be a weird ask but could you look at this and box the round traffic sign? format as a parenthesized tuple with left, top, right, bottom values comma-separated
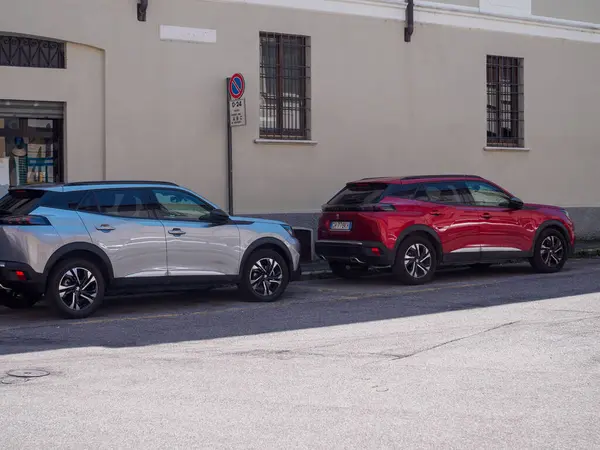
(228, 73, 245, 100)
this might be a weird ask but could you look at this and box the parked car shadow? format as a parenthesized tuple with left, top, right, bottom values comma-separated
(0, 260, 599, 356)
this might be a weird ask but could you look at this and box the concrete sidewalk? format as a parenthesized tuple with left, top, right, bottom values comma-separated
(300, 240, 600, 280)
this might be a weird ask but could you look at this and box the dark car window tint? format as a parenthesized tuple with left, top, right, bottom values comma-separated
(78, 192, 99, 213)
(384, 184, 418, 199)
(328, 183, 388, 205)
(420, 182, 468, 205)
(40, 190, 85, 210)
(93, 189, 150, 219)
(0, 189, 45, 215)
(151, 189, 214, 220)
(465, 181, 510, 207)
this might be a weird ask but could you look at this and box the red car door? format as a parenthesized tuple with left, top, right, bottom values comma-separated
(464, 180, 532, 259)
(414, 181, 483, 264)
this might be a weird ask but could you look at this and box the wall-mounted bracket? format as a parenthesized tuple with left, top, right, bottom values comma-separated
(404, 0, 414, 42)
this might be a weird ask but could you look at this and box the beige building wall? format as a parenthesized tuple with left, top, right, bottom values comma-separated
(0, 0, 599, 220)
(0, 43, 104, 182)
(532, 0, 600, 23)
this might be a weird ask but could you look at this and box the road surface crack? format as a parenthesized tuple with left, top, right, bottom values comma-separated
(389, 321, 520, 361)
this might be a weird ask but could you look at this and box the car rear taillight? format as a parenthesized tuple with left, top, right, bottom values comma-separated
(0, 215, 51, 226)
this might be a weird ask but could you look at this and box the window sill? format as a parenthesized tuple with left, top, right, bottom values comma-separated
(254, 138, 318, 146)
(484, 146, 531, 152)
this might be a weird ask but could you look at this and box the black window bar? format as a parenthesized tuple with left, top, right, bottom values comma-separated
(486, 55, 524, 148)
(259, 32, 310, 140)
(0, 35, 65, 69)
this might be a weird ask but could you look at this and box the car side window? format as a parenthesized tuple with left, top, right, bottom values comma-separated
(78, 192, 99, 213)
(417, 182, 468, 205)
(39, 190, 85, 211)
(465, 181, 511, 207)
(385, 184, 418, 199)
(78, 189, 150, 219)
(150, 189, 214, 221)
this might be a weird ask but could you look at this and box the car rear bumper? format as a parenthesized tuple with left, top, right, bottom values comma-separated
(315, 240, 394, 266)
(0, 261, 45, 295)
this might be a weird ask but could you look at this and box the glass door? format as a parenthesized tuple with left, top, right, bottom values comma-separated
(0, 117, 63, 186)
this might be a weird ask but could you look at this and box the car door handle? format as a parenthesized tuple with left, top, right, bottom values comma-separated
(95, 224, 115, 232)
(481, 213, 492, 219)
(168, 228, 186, 236)
(430, 210, 442, 216)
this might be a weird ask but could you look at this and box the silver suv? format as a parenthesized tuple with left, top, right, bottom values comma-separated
(0, 181, 301, 319)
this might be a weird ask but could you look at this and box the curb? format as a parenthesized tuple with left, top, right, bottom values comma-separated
(574, 248, 600, 258)
(299, 248, 600, 281)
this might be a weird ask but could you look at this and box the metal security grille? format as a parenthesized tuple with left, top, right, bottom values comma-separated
(486, 55, 524, 148)
(0, 35, 65, 69)
(259, 32, 310, 140)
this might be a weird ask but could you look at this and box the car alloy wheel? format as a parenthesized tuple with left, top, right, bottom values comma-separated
(540, 235, 564, 268)
(404, 243, 432, 279)
(394, 235, 437, 285)
(47, 258, 106, 319)
(240, 249, 290, 302)
(249, 258, 283, 297)
(530, 229, 568, 274)
(58, 267, 98, 311)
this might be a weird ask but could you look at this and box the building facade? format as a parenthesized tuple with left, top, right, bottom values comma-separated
(0, 0, 599, 241)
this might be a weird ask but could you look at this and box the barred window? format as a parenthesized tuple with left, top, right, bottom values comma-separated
(486, 55, 524, 148)
(259, 32, 310, 140)
(0, 35, 65, 69)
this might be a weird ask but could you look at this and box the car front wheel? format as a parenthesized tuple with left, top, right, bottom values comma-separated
(239, 249, 290, 302)
(393, 235, 437, 285)
(46, 259, 106, 319)
(529, 229, 568, 273)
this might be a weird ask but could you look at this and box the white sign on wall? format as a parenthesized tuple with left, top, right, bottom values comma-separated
(229, 99, 247, 127)
(480, 0, 531, 17)
(160, 25, 217, 44)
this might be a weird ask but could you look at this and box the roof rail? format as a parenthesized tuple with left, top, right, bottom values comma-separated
(400, 174, 483, 180)
(65, 180, 179, 187)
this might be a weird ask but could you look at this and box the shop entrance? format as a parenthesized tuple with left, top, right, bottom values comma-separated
(0, 100, 64, 187)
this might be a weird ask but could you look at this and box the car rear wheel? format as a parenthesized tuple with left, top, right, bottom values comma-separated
(0, 290, 41, 309)
(329, 262, 369, 280)
(239, 249, 290, 302)
(529, 229, 568, 273)
(393, 235, 437, 285)
(46, 258, 106, 319)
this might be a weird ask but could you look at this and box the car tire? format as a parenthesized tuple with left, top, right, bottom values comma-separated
(529, 228, 568, 273)
(393, 235, 437, 285)
(329, 262, 369, 280)
(0, 290, 41, 309)
(46, 258, 106, 319)
(239, 249, 290, 302)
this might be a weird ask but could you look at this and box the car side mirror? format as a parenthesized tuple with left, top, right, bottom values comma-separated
(208, 208, 230, 223)
(508, 197, 524, 209)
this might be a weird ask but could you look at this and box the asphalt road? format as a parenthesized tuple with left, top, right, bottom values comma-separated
(1, 259, 599, 449)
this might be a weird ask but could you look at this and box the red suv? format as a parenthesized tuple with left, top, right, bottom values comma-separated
(316, 175, 575, 284)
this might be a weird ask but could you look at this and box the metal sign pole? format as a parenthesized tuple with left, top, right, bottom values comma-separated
(226, 77, 234, 215)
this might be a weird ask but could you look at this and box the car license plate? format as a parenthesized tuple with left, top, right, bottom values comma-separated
(330, 221, 352, 231)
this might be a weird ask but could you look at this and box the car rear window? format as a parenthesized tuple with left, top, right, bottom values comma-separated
(327, 183, 388, 206)
(0, 189, 46, 216)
